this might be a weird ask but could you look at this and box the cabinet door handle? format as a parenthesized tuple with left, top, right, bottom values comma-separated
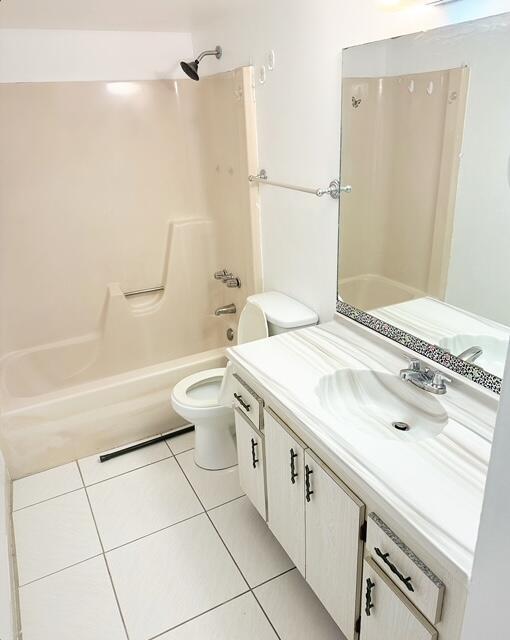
(234, 393, 251, 412)
(250, 438, 259, 468)
(365, 578, 375, 616)
(374, 547, 414, 592)
(305, 464, 314, 502)
(290, 449, 298, 484)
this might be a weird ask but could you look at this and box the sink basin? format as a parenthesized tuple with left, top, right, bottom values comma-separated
(316, 369, 448, 441)
(438, 334, 508, 378)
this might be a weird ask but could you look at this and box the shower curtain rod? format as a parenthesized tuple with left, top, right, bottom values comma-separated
(248, 169, 352, 200)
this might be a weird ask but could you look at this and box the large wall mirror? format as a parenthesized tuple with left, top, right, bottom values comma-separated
(337, 13, 510, 394)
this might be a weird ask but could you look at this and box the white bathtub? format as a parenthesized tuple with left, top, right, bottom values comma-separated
(339, 273, 424, 311)
(0, 348, 226, 479)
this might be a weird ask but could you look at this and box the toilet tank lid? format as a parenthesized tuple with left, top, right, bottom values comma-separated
(247, 292, 318, 329)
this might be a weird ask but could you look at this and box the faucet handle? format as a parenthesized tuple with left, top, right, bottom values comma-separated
(406, 358, 422, 371)
(431, 371, 451, 392)
(214, 269, 229, 280)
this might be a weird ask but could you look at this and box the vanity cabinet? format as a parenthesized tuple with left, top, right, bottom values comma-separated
(234, 408, 266, 519)
(265, 407, 306, 573)
(305, 449, 365, 639)
(264, 408, 364, 640)
(360, 558, 437, 640)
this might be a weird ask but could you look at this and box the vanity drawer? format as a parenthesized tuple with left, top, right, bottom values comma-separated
(232, 373, 264, 430)
(366, 513, 445, 625)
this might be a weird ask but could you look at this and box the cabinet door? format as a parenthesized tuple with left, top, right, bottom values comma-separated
(235, 408, 266, 519)
(361, 558, 437, 640)
(304, 450, 365, 640)
(264, 408, 306, 574)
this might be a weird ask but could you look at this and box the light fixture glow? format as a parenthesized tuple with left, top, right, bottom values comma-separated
(106, 82, 140, 96)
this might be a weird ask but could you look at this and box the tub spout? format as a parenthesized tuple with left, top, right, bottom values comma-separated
(215, 304, 237, 316)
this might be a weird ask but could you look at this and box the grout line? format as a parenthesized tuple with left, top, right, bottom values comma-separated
(206, 493, 247, 514)
(18, 553, 104, 588)
(77, 463, 131, 640)
(173, 455, 250, 589)
(251, 589, 283, 640)
(251, 566, 295, 590)
(146, 590, 252, 640)
(82, 454, 174, 489)
(173, 455, 284, 640)
(13, 486, 84, 513)
(104, 511, 205, 554)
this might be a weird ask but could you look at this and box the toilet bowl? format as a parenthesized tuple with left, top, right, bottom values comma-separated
(170, 291, 318, 470)
(171, 368, 236, 470)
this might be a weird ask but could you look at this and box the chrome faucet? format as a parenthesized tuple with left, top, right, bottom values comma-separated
(214, 269, 241, 288)
(456, 346, 483, 364)
(214, 303, 237, 316)
(400, 358, 451, 395)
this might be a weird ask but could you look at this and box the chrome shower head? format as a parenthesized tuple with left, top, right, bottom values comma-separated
(180, 46, 222, 81)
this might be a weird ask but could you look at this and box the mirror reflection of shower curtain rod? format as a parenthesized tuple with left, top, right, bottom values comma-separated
(248, 169, 352, 200)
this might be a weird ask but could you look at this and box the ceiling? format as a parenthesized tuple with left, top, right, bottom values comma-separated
(0, 0, 241, 31)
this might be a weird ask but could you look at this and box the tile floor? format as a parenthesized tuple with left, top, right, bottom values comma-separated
(12, 430, 345, 640)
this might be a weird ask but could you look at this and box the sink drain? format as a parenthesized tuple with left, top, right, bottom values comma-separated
(392, 421, 410, 432)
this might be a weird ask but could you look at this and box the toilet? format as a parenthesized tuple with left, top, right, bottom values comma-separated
(171, 291, 318, 470)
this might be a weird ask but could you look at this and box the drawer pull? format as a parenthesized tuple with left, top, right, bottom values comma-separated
(250, 438, 259, 468)
(234, 393, 251, 412)
(290, 449, 298, 484)
(365, 578, 375, 616)
(305, 465, 314, 502)
(374, 547, 415, 592)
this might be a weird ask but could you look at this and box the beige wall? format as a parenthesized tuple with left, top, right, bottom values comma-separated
(0, 69, 260, 363)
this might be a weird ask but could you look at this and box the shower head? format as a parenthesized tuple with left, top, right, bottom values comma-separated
(180, 45, 222, 81)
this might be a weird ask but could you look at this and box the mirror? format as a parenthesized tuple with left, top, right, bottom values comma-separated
(337, 13, 510, 390)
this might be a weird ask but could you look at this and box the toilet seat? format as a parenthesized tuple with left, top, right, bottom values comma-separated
(172, 368, 226, 410)
(170, 292, 318, 470)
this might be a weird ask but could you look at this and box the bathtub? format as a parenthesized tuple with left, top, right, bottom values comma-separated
(339, 273, 425, 311)
(0, 347, 226, 479)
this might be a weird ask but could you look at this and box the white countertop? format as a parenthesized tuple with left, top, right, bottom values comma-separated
(376, 297, 509, 377)
(228, 319, 499, 579)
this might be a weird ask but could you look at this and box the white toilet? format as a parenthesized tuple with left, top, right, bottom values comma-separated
(171, 291, 318, 470)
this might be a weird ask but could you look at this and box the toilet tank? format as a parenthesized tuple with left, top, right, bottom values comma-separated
(247, 292, 318, 336)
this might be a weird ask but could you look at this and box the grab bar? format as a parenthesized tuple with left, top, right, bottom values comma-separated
(123, 286, 165, 298)
(248, 169, 352, 200)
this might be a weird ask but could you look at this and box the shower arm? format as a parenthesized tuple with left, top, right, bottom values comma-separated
(196, 47, 222, 63)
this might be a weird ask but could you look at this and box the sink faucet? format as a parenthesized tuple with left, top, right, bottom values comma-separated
(214, 303, 237, 316)
(400, 358, 451, 395)
(456, 346, 483, 364)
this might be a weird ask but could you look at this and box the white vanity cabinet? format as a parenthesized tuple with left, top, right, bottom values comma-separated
(264, 408, 365, 640)
(304, 449, 365, 639)
(234, 408, 267, 519)
(264, 407, 306, 573)
(360, 558, 437, 640)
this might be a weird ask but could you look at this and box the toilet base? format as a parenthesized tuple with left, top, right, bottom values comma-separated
(193, 413, 238, 470)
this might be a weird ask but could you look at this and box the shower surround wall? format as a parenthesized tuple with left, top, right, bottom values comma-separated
(339, 68, 467, 311)
(0, 68, 260, 477)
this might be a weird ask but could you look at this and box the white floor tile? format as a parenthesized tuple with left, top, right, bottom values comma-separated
(13, 462, 83, 511)
(79, 436, 172, 486)
(209, 496, 293, 587)
(19, 556, 126, 640)
(166, 429, 195, 455)
(255, 569, 345, 640)
(159, 592, 278, 640)
(87, 458, 203, 550)
(14, 489, 102, 585)
(177, 449, 243, 510)
(106, 513, 247, 640)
